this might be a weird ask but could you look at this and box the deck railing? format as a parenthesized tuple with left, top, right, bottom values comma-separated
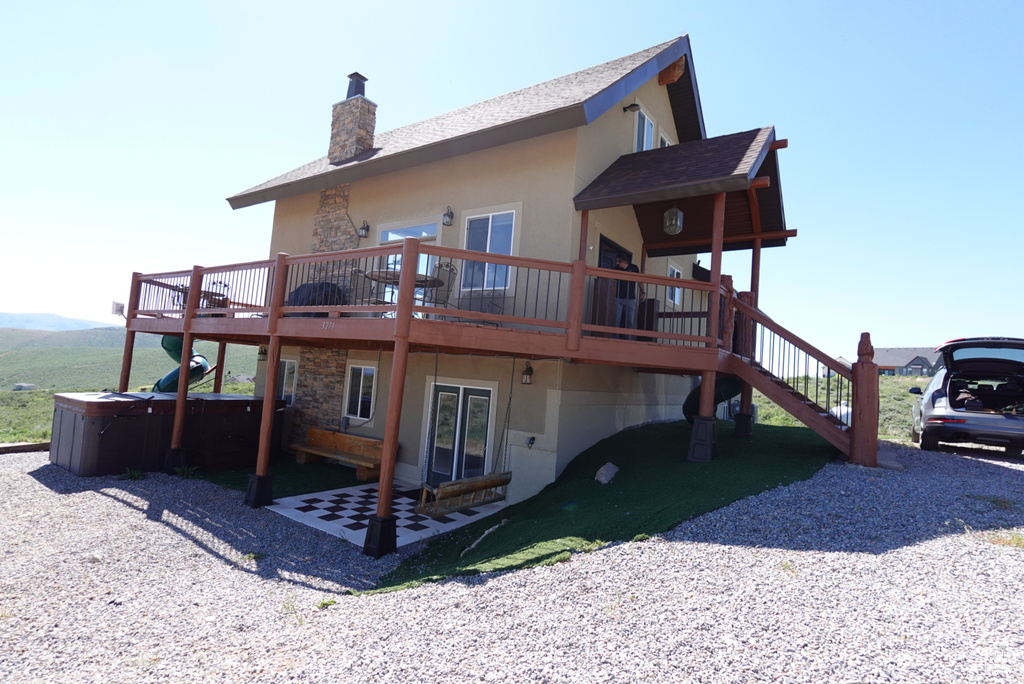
(128, 239, 723, 349)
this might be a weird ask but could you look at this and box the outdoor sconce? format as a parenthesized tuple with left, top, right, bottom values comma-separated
(663, 204, 684, 236)
(622, 103, 640, 113)
(526, 436, 536, 449)
(257, 345, 268, 362)
(442, 206, 454, 226)
(358, 221, 371, 238)
(522, 361, 534, 385)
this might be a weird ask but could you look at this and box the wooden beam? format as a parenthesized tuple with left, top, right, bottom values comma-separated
(375, 237, 421, 521)
(118, 272, 142, 392)
(170, 265, 204, 451)
(578, 209, 589, 263)
(770, 139, 788, 150)
(255, 253, 291, 478)
(749, 176, 771, 190)
(658, 56, 686, 85)
(652, 229, 797, 252)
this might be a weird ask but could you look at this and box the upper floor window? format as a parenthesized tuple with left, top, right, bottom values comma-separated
(463, 211, 514, 289)
(635, 110, 655, 152)
(381, 222, 437, 244)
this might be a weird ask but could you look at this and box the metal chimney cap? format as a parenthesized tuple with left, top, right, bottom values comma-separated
(346, 72, 368, 99)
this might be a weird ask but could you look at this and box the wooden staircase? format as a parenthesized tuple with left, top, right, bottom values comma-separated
(720, 297, 878, 464)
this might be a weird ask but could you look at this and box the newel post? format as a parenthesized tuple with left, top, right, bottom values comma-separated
(850, 332, 879, 467)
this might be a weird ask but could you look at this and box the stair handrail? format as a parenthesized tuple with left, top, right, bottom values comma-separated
(732, 296, 851, 381)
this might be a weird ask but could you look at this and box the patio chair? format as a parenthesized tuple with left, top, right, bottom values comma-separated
(419, 261, 458, 310)
(349, 269, 388, 306)
(454, 288, 505, 326)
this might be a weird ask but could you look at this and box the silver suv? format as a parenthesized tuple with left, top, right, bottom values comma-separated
(910, 337, 1024, 456)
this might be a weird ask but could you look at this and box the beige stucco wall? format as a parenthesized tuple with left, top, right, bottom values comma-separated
(270, 193, 320, 257)
(572, 74, 681, 269)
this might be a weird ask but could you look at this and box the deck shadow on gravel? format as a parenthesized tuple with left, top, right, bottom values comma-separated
(664, 447, 1024, 555)
(27, 463, 399, 593)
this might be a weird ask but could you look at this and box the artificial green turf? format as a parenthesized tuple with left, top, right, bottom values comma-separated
(197, 458, 363, 499)
(371, 420, 836, 593)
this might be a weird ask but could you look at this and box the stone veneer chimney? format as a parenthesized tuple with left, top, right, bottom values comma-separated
(329, 72, 376, 165)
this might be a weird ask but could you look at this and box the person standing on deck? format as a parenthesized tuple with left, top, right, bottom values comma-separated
(613, 253, 644, 339)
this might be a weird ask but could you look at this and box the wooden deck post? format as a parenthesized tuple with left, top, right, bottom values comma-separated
(734, 291, 755, 438)
(688, 193, 726, 463)
(578, 209, 589, 263)
(566, 259, 586, 352)
(707, 192, 726, 346)
(246, 253, 290, 508)
(364, 237, 420, 558)
(118, 272, 142, 392)
(212, 342, 227, 393)
(849, 333, 879, 467)
(166, 265, 204, 473)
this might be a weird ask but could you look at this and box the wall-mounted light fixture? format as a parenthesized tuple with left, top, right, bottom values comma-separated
(522, 361, 534, 385)
(442, 206, 454, 226)
(358, 221, 370, 238)
(257, 345, 268, 362)
(622, 103, 641, 113)
(663, 204, 684, 236)
(526, 436, 536, 449)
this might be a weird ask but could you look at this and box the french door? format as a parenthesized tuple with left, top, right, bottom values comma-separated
(427, 384, 491, 487)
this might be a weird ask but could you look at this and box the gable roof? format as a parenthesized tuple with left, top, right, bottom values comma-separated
(228, 36, 704, 209)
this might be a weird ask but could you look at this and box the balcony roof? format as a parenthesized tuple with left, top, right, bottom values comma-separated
(573, 127, 790, 256)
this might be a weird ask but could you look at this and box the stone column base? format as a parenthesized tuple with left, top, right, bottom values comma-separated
(363, 515, 397, 559)
(687, 416, 718, 462)
(733, 412, 753, 438)
(244, 474, 274, 508)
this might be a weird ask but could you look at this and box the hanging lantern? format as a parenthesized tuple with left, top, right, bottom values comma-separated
(522, 362, 534, 385)
(663, 204, 684, 236)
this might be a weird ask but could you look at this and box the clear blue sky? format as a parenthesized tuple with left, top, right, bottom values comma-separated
(2, 0, 1021, 359)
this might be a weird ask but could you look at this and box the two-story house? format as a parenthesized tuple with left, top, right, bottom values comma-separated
(114, 35, 878, 557)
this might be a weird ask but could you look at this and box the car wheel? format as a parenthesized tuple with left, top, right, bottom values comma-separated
(910, 423, 920, 444)
(920, 431, 939, 451)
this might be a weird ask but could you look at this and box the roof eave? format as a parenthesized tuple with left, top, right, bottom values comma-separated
(227, 104, 590, 210)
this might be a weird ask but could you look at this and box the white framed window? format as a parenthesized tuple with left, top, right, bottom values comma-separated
(344, 364, 377, 421)
(667, 265, 683, 306)
(276, 359, 298, 407)
(462, 210, 514, 289)
(635, 109, 655, 152)
(381, 221, 437, 244)
(660, 135, 672, 148)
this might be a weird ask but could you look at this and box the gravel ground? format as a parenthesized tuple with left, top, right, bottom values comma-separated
(1, 443, 1022, 683)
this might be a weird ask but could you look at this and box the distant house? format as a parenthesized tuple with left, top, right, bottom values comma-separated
(13, 383, 39, 391)
(873, 347, 941, 376)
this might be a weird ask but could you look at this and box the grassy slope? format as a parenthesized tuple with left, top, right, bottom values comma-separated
(374, 420, 834, 592)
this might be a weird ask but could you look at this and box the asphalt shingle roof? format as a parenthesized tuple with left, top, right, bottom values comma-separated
(228, 38, 692, 209)
(573, 127, 775, 210)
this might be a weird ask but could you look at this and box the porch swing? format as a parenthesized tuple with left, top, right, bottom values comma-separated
(415, 351, 515, 518)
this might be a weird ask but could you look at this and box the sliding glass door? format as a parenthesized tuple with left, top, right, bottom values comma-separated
(427, 384, 491, 487)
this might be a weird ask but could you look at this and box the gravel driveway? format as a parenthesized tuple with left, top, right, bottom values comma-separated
(1, 443, 1022, 683)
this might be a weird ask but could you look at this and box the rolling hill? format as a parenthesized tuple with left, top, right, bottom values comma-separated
(0, 327, 258, 391)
